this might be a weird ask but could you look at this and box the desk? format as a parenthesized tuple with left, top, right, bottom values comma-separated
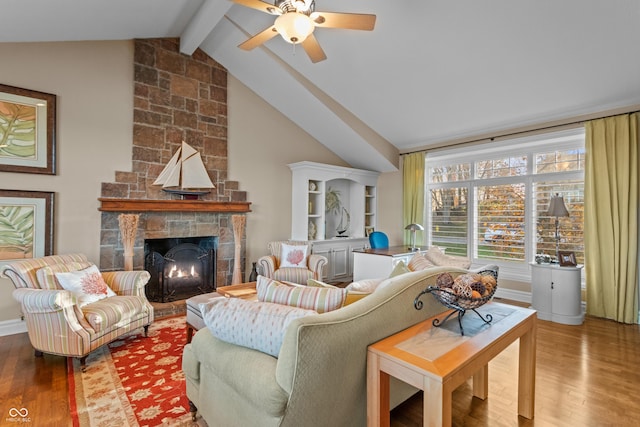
(367, 302, 536, 427)
(352, 246, 422, 281)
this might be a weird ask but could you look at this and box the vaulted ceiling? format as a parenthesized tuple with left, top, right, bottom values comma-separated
(2, 0, 639, 172)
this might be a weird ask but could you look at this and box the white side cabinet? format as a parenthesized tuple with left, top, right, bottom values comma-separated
(312, 238, 369, 283)
(530, 263, 584, 325)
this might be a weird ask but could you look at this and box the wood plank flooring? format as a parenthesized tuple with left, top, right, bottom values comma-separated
(1, 302, 639, 426)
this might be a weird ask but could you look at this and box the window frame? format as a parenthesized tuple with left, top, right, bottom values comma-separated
(425, 128, 585, 282)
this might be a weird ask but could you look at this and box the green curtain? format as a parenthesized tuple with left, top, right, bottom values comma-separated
(584, 113, 639, 323)
(402, 152, 425, 246)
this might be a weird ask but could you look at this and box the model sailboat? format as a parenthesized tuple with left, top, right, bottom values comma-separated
(152, 141, 215, 198)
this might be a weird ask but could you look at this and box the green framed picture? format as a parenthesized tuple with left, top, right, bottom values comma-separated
(0, 84, 56, 174)
(0, 189, 54, 262)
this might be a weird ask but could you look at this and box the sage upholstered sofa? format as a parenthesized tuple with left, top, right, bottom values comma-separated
(182, 266, 477, 427)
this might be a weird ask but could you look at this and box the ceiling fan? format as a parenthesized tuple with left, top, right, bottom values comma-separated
(232, 0, 376, 63)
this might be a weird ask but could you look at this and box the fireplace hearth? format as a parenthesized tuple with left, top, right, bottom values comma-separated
(144, 236, 217, 303)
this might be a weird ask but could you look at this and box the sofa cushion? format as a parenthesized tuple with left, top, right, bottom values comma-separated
(272, 267, 313, 284)
(36, 262, 92, 290)
(55, 265, 116, 307)
(407, 253, 434, 271)
(425, 247, 471, 269)
(257, 276, 346, 313)
(345, 278, 386, 293)
(279, 243, 308, 268)
(82, 295, 150, 332)
(200, 297, 316, 357)
(308, 279, 370, 305)
(389, 261, 411, 277)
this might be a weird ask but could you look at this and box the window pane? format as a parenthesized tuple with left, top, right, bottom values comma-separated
(535, 181, 584, 263)
(429, 163, 470, 183)
(477, 184, 526, 261)
(476, 156, 527, 178)
(430, 187, 468, 256)
(535, 148, 586, 173)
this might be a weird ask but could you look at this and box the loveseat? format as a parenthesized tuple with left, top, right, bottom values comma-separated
(182, 266, 478, 427)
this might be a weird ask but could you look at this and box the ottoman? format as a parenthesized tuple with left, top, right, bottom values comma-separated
(186, 292, 222, 343)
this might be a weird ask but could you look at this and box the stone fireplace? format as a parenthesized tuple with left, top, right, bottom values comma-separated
(98, 38, 250, 288)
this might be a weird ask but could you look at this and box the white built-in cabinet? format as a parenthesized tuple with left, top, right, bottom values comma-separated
(530, 263, 584, 325)
(288, 161, 379, 282)
(312, 238, 369, 283)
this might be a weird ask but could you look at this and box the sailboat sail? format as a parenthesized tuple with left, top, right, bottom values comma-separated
(153, 141, 215, 194)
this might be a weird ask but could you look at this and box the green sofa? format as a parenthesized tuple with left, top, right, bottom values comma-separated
(182, 266, 468, 427)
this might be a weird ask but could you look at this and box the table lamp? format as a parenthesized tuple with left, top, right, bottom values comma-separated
(405, 223, 424, 251)
(546, 193, 569, 263)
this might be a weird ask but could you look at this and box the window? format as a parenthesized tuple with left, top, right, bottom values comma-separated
(426, 129, 585, 280)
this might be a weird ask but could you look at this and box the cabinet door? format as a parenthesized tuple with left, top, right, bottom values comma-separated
(551, 269, 582, 317)
(530, 265, 553, 320)
(331, 245, 350, 281)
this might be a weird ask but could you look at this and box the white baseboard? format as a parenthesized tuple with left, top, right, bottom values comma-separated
(0, 318, 27, 337)
(495, 288, 531, 304)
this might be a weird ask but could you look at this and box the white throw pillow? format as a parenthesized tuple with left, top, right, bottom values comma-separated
(279, 243, 308, 268)
(425, 247, 471, 269)
(55, 264, 116, 307)
(345, 278, 385, 293)
(200, 298, 316, 357)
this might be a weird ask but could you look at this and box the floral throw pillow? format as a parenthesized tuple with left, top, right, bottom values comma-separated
(55, 264, 116, 307)
(279, 243, 308, 268)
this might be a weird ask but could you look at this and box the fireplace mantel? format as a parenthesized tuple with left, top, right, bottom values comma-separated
(98, 198, 252, 213)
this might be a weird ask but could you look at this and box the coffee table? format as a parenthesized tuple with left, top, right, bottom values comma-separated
(366, 302, 537, 427)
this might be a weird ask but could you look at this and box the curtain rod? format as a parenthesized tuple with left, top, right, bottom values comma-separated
(400, 107, 640, 156)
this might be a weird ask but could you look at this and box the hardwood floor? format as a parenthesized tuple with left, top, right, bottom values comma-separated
(1, 302, 639, 426)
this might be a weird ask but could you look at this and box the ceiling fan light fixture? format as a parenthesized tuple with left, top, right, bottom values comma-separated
(274, 12, 315, 44)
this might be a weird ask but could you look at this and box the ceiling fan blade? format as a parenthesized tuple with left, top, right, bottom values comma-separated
(311, 12, 376, 31)
(232, 0, 282, 15)
(238, 26, 279, 51)
(301, 34, 327, 63)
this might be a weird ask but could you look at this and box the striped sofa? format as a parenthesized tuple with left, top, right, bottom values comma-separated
(258, 241, 328, 285)
(1, 253, 153, 370)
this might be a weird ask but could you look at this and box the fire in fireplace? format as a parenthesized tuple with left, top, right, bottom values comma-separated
(144, 236, 217, 303)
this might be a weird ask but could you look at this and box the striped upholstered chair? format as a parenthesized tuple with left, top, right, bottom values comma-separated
(257, 241, 327, 285)
(1, 253, 153, 370)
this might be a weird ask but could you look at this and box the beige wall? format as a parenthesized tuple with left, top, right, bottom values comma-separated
(227, 76, 351, 272)
(0, 41, 135, 322)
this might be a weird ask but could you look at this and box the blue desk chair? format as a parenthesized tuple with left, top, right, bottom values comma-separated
(369, 231, 389, 249)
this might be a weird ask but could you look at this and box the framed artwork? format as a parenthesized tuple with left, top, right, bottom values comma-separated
(558, 251, 577, 267)
(0, 84, 56, 174)
(365, 227, 374, 237)
(0, 190, 54, 263)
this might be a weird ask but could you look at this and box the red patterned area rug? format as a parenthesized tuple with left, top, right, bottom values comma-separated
(68, 316, 205, 426)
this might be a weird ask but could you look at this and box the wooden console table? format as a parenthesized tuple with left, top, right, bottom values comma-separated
(367, 302, 537, 427)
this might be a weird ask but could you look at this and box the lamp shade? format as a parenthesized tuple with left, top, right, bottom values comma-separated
(405, 223, 424, 231)
(546, 193, 570, 217)
(274, 12, 315, 44)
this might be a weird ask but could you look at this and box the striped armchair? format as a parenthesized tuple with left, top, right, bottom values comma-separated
(1, 253, 153, 370)
(257, 241, 327, 285)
